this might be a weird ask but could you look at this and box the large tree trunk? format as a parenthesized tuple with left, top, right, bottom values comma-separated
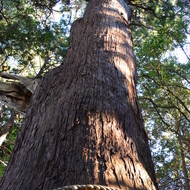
(0, 0, 158, 189)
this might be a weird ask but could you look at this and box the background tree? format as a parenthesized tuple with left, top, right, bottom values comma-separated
(134, 0, 190, 189)
(0, 0, 159, 189)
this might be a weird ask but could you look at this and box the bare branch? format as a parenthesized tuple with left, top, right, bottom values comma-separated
(0, 111, 15, 147)
(0, 72, 40, 93)
(0, 159, 7, 167)
(177, 39, 190, 61)
(36, 56, 51, 77)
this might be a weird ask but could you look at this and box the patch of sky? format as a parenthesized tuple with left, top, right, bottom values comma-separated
(164, 34, 190, 64)
(51, 1, 87, 24)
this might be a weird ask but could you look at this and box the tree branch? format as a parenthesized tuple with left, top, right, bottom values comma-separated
(36, 55, 51, 77)
(0, 111, 16, 147)
(177, 39, 190, 61)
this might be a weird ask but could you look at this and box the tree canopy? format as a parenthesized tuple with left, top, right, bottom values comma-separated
(0, 0, 189, 189)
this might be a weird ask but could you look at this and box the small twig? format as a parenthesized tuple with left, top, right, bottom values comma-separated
(0, 145, 12, 154)
(0, 159, 7, 167)
(36, 55, 51, 77)
(0, 55, 8, 67)
(0, 0, 10, 25)
(177, 40, 190, 61)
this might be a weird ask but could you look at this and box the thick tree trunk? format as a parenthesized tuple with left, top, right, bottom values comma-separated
(0, 0, 158, 189)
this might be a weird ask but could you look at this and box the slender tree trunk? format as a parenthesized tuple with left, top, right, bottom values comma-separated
(0, 0, 158, 189)
(178, 135, 190, 190)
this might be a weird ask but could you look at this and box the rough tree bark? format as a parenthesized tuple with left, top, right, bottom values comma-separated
(0, 0, 158, 189)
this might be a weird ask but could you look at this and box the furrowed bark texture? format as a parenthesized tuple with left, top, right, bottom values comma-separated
(0, 0, 158, 189)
